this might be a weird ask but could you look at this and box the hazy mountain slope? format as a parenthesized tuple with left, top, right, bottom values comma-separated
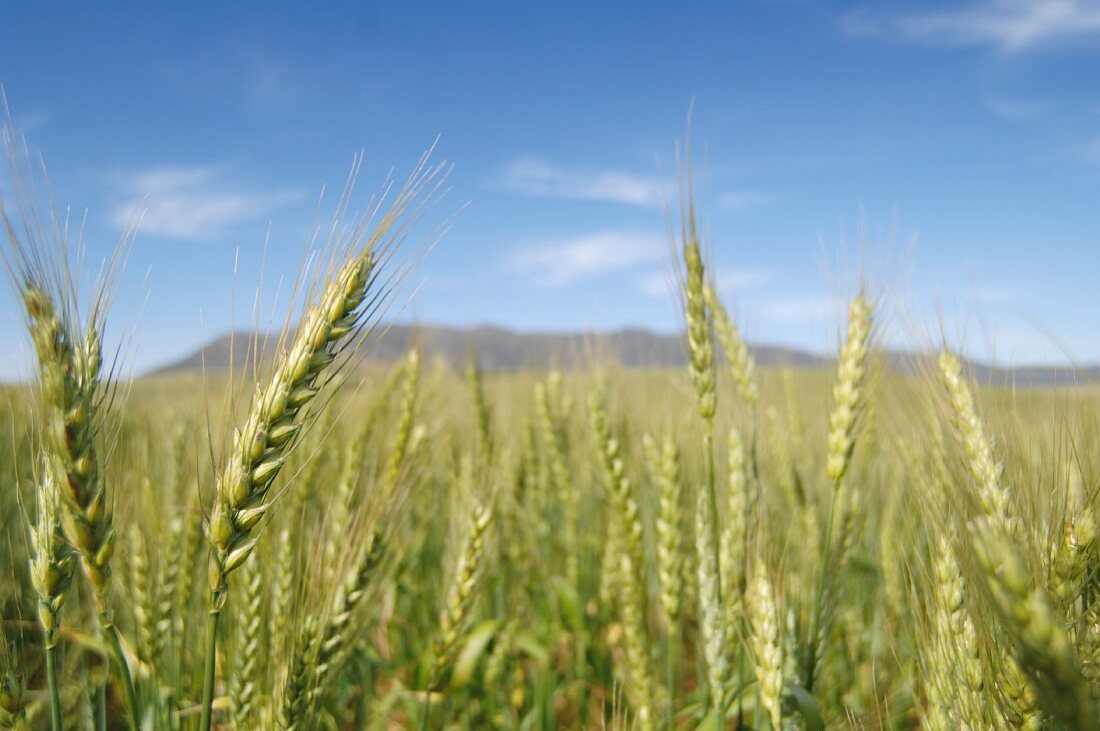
(149, 323, 1099, 387)
(150, 323, 831, 374)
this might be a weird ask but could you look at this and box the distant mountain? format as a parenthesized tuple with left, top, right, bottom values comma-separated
(149, 323, 1098, 388)
(883, 351, 1100, 388)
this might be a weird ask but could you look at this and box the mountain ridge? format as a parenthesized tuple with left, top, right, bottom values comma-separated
(148, 323, 1099, 388)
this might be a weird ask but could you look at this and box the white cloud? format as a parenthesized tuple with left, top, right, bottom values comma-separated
(505, 229, 665, 287)
(112, 165, 303, 241)
(494, 156, 666, 207)
(717, 190, 771, 210)
(845, 0, 1100, 53)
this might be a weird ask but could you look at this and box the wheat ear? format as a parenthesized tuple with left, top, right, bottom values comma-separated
(383, 348, 420, 493)
(201, 157, 444, 729)
(644, 434, 682, 627)
(277, 617, 318, 731)
(313, 531, 385, 705)
(696, 479, 730, 717)
(705, 283, 758, 408)
(432, 501, 492, 688)
(826, 295, 872, 487)
(1050, 512, 1097, 611)
(207, 250, 375, 601)
(230, 561, 264, 729)
(749, 566, 784, 730)
(322, 421, 369, 582)
(720, 427, 749, 641)
(202, 249, 375, 728)
(683, 224, 716, 424)
(804, 294, 872, 693)
(678, 176, 729, 727)
(938, 350, 1014, 533)
(128, 523, 157, 667)
(537, 380, 575, 585)
(29, 471, 76, 731)
(590, 389, 654, 731)
(466, 359, 493, 467)
(925, 531, 987, 728)
(156, 516, 182, 682)
(643, 432, 682, 731)
(972, 521, 1099, 730)
(0, 640, 28, 730)
(21, 283, 140, 723)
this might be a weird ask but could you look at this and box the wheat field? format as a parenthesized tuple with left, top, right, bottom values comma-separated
(3, 141, 1100, 731)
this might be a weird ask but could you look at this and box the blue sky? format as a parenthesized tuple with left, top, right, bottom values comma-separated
(2, 0, 1099, 378)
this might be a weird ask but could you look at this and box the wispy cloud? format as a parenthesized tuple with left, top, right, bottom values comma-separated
(981, 94, 1049, 121)
(638, 266, 774, 298)
(717, 190, 771, 210)
(161, 37, 308, 107)
(636, 271, 676, 298)
(1082, 138, 1100, 164)
(716, 267, 775, 291)
(232, 44, 304, 104)
(505, 229, 665, 286)
(10, 110, 54, 134)
(958, 323, 1077, 365)
(494, 156, 666, 207)
(969, 283, 1022, 304)
(845, 0, 1100, 53)
(112, 165, 304, 241)
(759, 295, 844, 324)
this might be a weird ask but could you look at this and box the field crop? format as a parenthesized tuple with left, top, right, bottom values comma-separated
(3, 136, 1100, 730)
